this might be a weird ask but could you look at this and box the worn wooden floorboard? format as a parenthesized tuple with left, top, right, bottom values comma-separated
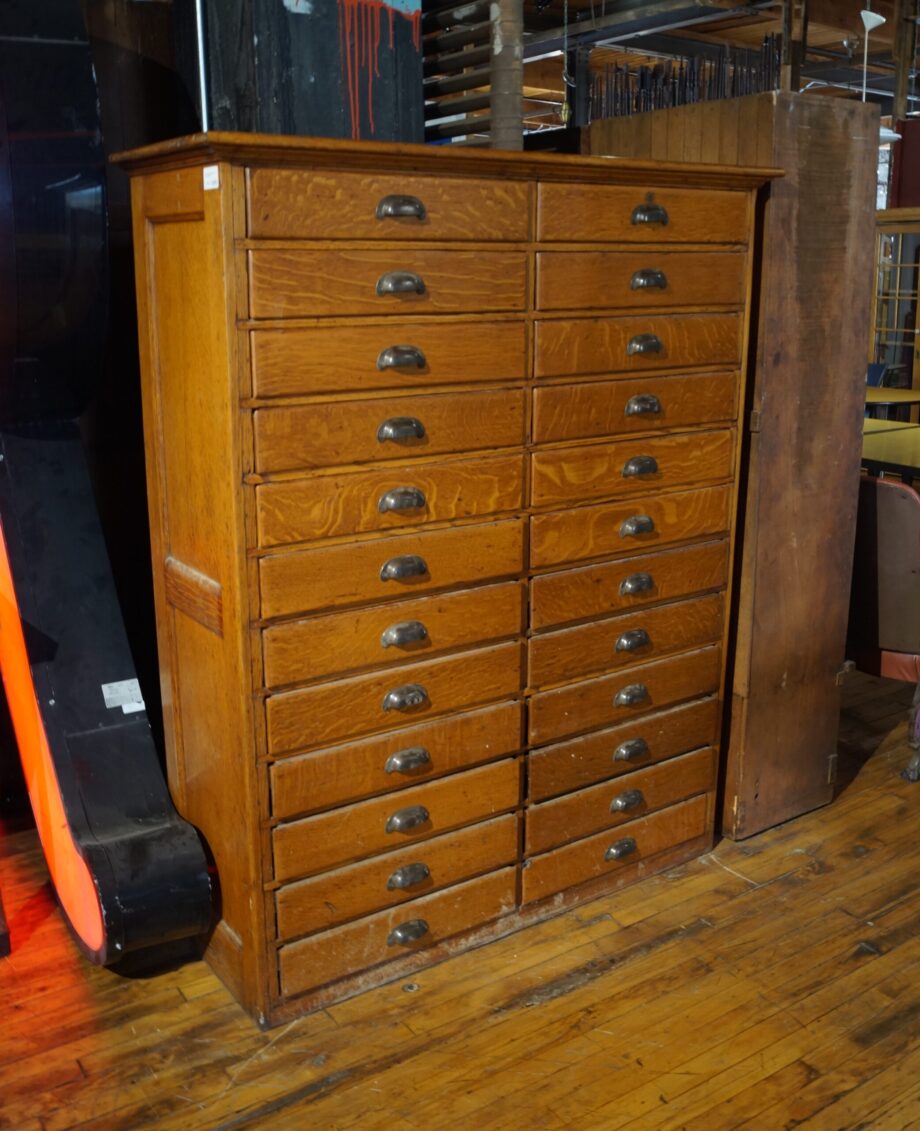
(0, 673, 917, 1130)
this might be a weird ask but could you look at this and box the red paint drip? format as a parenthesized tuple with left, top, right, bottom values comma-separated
(337, 0, 421, 140)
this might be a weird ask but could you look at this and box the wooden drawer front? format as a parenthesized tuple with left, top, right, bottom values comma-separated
(536, 184, 748, 243)
(536, 251, 745, 312)
(531, 484, 732, 570)
(254, 389, 524, 474)
(521, 794, 709, 905)
(251, 320, 527, 398)
(279, 867, 517, 999)
(526, 746, 715, 856)
(276, 814, 518, 940)
(264, 582, 525, 688)
(271, 701, 523, 819)
(260, 518, 524, 619)
(267, 641, 522, 754)
(249, 168, 530, 241)
(256, 454, 525, 547)
(528, 644, 721, 746)
(529, 592, 724, 689)
(534, 314, 741, 379)
(531, 429, 734, 509)
(529, 697, 719, 803)
(532, 373, 738, 445)
(273, 758, 521, 882)
(249, 249, 528, 319)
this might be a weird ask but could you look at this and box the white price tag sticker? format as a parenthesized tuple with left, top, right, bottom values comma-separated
(101, 679, 146, 716)
(203, 165, 220, 191)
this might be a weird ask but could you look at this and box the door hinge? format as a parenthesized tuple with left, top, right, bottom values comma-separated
(827, 751, 838, 785)
(749, 409, 762, 433)
(835, 660, 856, 686)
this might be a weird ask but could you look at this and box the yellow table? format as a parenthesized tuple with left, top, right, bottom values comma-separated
(864, 418, 919, 435)
(865, 387, 920, 406)
(862, 423, 920, 479)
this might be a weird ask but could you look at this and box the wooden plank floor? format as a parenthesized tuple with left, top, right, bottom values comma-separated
(2, 672, 919, 1130)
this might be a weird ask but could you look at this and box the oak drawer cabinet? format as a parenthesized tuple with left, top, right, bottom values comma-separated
(115, 133, 773, 1027)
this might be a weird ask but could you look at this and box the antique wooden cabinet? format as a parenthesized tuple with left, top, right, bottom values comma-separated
(116, 134, 772, 1026)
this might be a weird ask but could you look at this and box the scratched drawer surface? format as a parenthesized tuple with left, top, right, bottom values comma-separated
(530, 484, 733, 570)
(531, 428, 735, 509)
(272, 757, 521, 882)
(248, 248, 528, 319)
(259, 517, 525, 619)
(279, 867, 517, 1000)
(265, 640, 523, 754)
(253, 388, 525, 474)
(275, 814, 519, 941)
(536, 183, 749, 244)
(521, 793, 710, 905)
(528, 697, 719, 803)
(528, 644, 722, 746)
(263, 581, 525, 688)
(536, 250, 746, 312)
(525, 746, 715, 856)
(534, 313, 741, 379)
(250, 320, 527, 397)
(532, 372, 738, 445)
(270, 700, 524, 819)
(528, 592, 724, 690)
(249, 168, 530, 241)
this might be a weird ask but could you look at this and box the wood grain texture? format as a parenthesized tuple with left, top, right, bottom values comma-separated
(535, 313, 742, 378)
(249, 248, 528, 319)
(255, 454, 525, 546)
(530, 483, 733, 569)
(262, 581, 525, 687)
(272, 759, 521, 881)
(269, 700, 524, 818)
(280, 868, 517, 998)
(250, 319, 527, 397)
(275, 814, 519, 940)
(259, 518, 525, 619)
(265, 640, 523, 754)
(536, 250, 746, 311)
(525, 746, 715, 855)
(532, 372, 738, 444)
(528, 645, 722, 746)
(248, 168, 531, 241)
(521, 793, 709, 903)
(536, 183, 750, 243)
(531, 428, 735, 508)
(254, 388, 525, 473)
(163, 555, 224, 636)
(528, 592, 724, 689)
(528, 696, 719, 802)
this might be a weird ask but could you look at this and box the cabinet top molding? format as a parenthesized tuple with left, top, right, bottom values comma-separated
(112, 130, 780, 189)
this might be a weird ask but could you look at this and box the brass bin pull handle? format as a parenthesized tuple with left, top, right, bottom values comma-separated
(614, 737, 649, 762)
(377, 345, 427, 370)
(625, 394, 662, 417)
(620, 514, 655, 538)
(380, 554, 428, 582)
(382, 683, 429, 712)
(605, 837, 638, 861)
(631, 201, 669, 226)
(623, 455, 659, 478)
(377, 417, 426, 443)
(610, 788, 644, 813)
(619, 572, 654, 596)
(630, 268, 668, 290)
(615, 628, 650, 653)
(387, 918, 430, 946)
(627, 334, 664, 357)
(377, 270, 426, 296)
(381, 620, 429, 649)
(387, 863, 431, 891)
(376, 194, 427, 222)
(614, 683, 650, 707)
(378, 486, 427, 514)
(385, 746, 431, 774)
(385, 805, 430, 833)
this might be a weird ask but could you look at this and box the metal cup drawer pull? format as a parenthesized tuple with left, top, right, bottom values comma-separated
(631, 198, 669, 226)
(626, 334, 664, 357)
(625, 394, 662, 417)
(387, 862, 431, 891)
(622, 455, 658, 478)
(387, 918, 430, 946)
(614, 737, 649, 762)
(382, 683, 429, 712)
(376, 194, 428, 222)
(619, 514, 655, 538)
(610, 788, 644, 813)
(615, 628, 650, 653)
(630, 268, 668, 291)
(619, 571, 654, 596)
(385, 746, 432, 774)
(377, 345, 427, 371)
(381, 620, 429, 649)
(614, 683, 650, 707)
(380, 554, 428, 582)
(376, 270, 426, 297)
(377, 417, 426, 444)
(378, 486, 427, 514)
(385, 805, 430, 833)
(605, 837, 638, 861)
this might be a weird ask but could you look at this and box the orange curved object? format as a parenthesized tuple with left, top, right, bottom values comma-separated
(0, 518, 104, 953)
